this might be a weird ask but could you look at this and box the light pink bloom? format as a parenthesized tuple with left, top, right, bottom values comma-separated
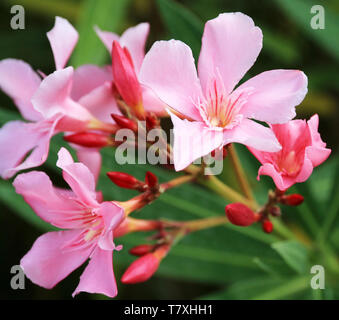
(249, 114, 331, 191)
(0, 17, 114, 179)
(13, 148, 124, 297)
(139, 13, 308, 170)
(95, 23, 167, 116)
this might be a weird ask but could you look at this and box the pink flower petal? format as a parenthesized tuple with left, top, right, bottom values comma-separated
(97, 202, 124, 251)
(57, 148, 98, 207)
(0, 59, 42, 121)
(223, 119, 281, 152)
(0, 117, 60, 179)
(170, 112, 224, 171)
(198, 12, 263, 95)
(13, 171, 91, 229)
(47, 16, 79, 70)
(32, 67, 93, 121)
(21, 230, 93, 289)
(78, 82, 121, 123)
(71, 64, 112, 101)
(73, 247, 118, 298)
(75, 147, 102, 184)
(238, 69, 308, 124)
(306, 114, 331, 166)
(120, 22, 150, 72)
(141, 85, 168, 116)
(94, 26, 119, 53)
(257, 163, 291, 191)
(139, 40, 203, 120)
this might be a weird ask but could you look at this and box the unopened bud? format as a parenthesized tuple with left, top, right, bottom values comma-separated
(112, 41, 144, 119)
(225, 203, 256, 227)
(64, 132, 112, 148)
(262, 220, 273, 233)
(107, 172, 146, 191)
(129, 244, 154, 256)
(111, 114, 138, 132)
(145, 171, 158, 188)
(121, 253, 160, 284)
(281, 194, 304, 206)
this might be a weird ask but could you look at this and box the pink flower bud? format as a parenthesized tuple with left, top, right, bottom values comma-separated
(111, 114, 138, 132)
(121, 253, 160, 284)
(225, 203, 256, 226)
(112, 41, 144, 119)
(129, 244, 154, 256)
(64, 132, 112, 148)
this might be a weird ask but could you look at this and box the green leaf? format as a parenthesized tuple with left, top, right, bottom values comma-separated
(271, 240, 309, 274)
(156, 0, 203, 60)
(71, 0, 131, 67)
(274, 0, 339, 61)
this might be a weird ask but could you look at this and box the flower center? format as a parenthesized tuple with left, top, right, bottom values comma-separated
(277, 151, 301, 175)
(196, 76, 248, 129)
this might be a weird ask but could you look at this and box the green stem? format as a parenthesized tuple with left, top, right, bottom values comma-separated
(227, 144, 254, 200)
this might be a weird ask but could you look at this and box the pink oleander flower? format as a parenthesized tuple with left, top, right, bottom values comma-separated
(0, 17, 118, 180)
(248, 114, 331, 191)
(95, 23, 167, 117)
(139, 12, 308, 171)
(13, 147, 124, 297)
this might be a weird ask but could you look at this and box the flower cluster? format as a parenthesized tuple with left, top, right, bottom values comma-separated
(0, 13, 330, 297)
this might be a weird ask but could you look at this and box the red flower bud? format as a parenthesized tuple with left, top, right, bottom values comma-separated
(121, 253, 160, 284)
(281, 194, 304, 206)
(64, 132, 112, 148)
(112, 41, 144, 119)
(107, 172, 145, 191)
(111, 114, 138, 132)
(225, 203, 256, 227)
(145, 171, 158, 188)
(262, 220, 273, 233)
(129, 244, 154, 256)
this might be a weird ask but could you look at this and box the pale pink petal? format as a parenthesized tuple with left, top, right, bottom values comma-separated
(170, 112, 224, 171)
(13, 171, 90, 229)
(198, 12, 262, 94)
(237, 70, 308, 124)
(0, 59, 42, 121)
(32, 67, 93, 121)
(47, 16, 79, 70)
(97, 202, 124, 251)
(73, 247, 117, 298)
(0, 116, 60, 179)
(139, 40, 203, 120)
(223, 119, 281, 152)
(141, 85, 168, 116)
(21, 230, 93, 289)
(120, 23, 150, 72)
(78, 82, 121, 123)
(71, 64, 112, 101)
(57, 148, 98, 207)
(75, 147, 102, 183)
(94, 26, 119, 53)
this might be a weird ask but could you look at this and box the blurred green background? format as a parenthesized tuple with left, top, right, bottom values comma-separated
(0, 0, 338, 300)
